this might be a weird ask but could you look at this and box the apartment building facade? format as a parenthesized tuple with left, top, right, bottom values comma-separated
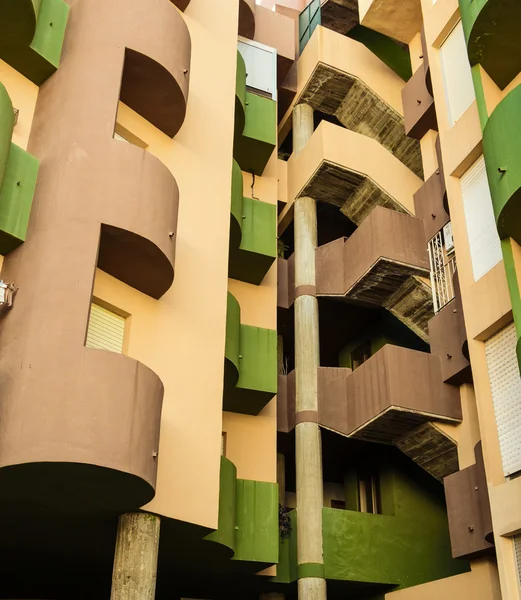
(0, 0, 519, 599)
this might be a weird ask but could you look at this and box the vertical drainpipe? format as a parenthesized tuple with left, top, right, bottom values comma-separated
(292, 103, 327, 600)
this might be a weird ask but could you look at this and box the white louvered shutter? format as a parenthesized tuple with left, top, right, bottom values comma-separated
(461, 156, 503, 281)
(440, 21, 475, 125)
(86, 303, 126, 353)
(514, 535, 521, 587)
(485, 323, 521, 477)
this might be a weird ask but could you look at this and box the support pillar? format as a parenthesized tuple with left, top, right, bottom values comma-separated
(110, 512, 161, 600)
(293, 103, 326, 600)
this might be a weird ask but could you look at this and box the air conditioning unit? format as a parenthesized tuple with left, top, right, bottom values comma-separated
(443, 221, 455, 253)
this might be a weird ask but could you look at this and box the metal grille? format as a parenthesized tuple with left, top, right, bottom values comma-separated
(428, 230, 456, 313)
(86, 303, 126, 354)
(485, 323, 521, 477)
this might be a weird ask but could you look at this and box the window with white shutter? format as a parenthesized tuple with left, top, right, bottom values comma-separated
(485, 323, 521, 477)
(514, 535, 521, 587)
(86, 303, 126, 354)
(238, 38, 277, 101)
(461, 155, 503, 281)
(440, 21, 475, 126)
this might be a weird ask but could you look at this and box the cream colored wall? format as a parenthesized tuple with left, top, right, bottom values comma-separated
(221, 143, 279, 484)
(385, 558, 501, 600)
(421, 1, 520, 597)
(278, 24, 407, 144)
(93, 0, 241, 530)
(359, 0, 423, 44)
(419, 130, 439, 179)
(285, 120, 422, 221)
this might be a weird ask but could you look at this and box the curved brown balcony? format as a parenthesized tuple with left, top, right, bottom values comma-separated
(444, 443, 494, 559)
(0, 0, 190, 513)
(294, 27, 422, 176)
(239, 0, 256, 39)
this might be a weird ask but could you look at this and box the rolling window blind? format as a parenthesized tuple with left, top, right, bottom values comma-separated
(514, 535, 521, 586)
(461, 155, 502, 281)
(86, 303, 126, 354)
(485, 323, 521, 477)
(440, 21, 475, 125)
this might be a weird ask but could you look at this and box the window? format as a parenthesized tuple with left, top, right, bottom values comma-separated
(358, 472, 380, 514)
(299, 0, 321, 55)
(238, 38, 277, 101)
(461, 155, 502, 281)
(428, 226, 456, 313)
(86, 302, 126, 354)
(331, 499, 346, 510)
(514, 534, 521, 587)
(440, 21, 475, 126)
(485, 323, 521, 477)
(351, 340, 371, 370)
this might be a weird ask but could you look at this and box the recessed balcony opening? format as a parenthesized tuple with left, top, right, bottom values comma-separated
(317, 201, 356, 247)
(278, 109, 343, 161)
(277, 304, 295, 374)
(318, 298, 428, 368)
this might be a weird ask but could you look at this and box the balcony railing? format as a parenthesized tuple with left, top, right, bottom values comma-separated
(428, 229, 456, 313)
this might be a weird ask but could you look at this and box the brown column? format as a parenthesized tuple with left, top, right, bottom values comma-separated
(293, 103, 327, 600)
(110, 512, 161, 600)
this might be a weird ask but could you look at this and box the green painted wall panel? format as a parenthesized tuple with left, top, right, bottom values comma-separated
(235, 51, 246, 137)
(0, 0, 69, 85)
(347, 25, 412, 82)
(0, 143, 39, 254)
(323, 464, 468, 589)
(482, 84, 521, 244)
(233, 479, 279, 565)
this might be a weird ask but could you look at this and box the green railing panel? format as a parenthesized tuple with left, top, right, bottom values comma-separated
(482, 84, 521, 244)
(0, 83, 15, 185)
(459, 0, 521, 89)
(233, 91, 276, 176)
(233, 479, 279, 565)
(299, 0, 320, 55)
(236, 324, 277, 396)
(0, 0, 69, 85)
(223, 292, 277, 415)
(205, 457, 237, 552)
(0, 144, 39, 254)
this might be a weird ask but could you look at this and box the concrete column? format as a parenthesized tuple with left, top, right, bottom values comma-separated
(110, 512, 161, 600)
(293, 103, 326, 600)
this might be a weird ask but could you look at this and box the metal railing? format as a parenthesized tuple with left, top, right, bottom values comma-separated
(428, 230, 456, 313)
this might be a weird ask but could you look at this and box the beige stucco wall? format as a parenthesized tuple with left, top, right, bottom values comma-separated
(359, 0, 423, 44)
(385, 558, 501, 600)
(285, 119, 422, 220)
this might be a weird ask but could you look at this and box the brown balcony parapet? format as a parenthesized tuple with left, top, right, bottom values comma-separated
(401, 62, 437, 141)
(444, 442, 495, 560)
(278, 346, 461, 443)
